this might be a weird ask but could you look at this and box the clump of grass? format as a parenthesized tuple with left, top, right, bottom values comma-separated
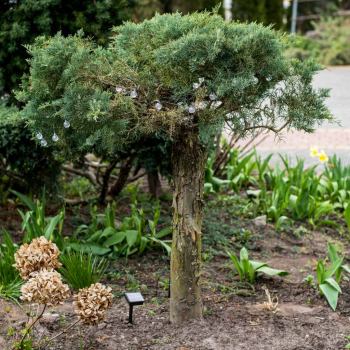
(59, 252, 109, 290)
(0, 230, 24, 302)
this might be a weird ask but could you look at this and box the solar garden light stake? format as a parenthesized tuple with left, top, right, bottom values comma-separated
(125, 292, 145, 324)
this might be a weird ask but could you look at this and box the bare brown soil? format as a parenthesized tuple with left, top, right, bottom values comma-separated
(1, 198, 350, 349)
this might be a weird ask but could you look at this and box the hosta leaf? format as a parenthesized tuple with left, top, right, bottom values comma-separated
(324, 257, 343, 280)
(69, 243, 111, 256)
(248, 262, 255, 284)
(227, 252, 243, 281)
(103, 232, 126, 247)
(342, 265, 350, 273)
(240, 247, 248, 261)
(250, 261, 268, 271)
(325, 278, 342, 293)
(149, 237, 172, 255)
(125, 230, 138, 248)
(44, 214, 61, 240)
(204, 183, 213, 195)
(319, 283, 339, 310)
(138, 236, 148, 255)
(86, 230, 103, 243)
(317, 260, 325, 285)
(241, 258, 249, 277)
(98, 227, 116, 243)
(155, 227, 173, 239)
(327, 242, 339, 263)
(257, 266, 289, 277)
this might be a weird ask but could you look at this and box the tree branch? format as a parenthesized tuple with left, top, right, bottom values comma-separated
(62, 165, 97, 186)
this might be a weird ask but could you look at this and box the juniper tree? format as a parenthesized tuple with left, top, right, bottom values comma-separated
(18, 10, 332, 324)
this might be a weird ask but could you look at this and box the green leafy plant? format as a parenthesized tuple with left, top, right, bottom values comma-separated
(327, 242, 350, 284)
(59, 252, 109, 290)
(0, 230, 24, 302)
(12, 188, 65, 243)
(204, 151, 231, 195)
(227, 247, 288, 284)
(254, 149, 273, 186)
(316, 256, 344, 311)
(69, 200, 172, 259)
(321, 155, 350, 208)
(303, 275, 315, 288)
(205, 148, 258, 195)
(344, 202, 350, 234)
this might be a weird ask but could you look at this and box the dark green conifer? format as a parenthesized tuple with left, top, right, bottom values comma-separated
(18, 10, 333, 323)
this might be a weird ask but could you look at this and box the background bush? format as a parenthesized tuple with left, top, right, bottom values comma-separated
(285, 16, 350, 66)
(0, 99, 62, 195)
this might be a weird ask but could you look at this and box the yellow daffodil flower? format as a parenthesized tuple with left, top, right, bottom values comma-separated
(318, 150, 329, 164)
(310, 146, 318, 157)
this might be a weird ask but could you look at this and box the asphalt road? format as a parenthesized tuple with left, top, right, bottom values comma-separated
(237, 66, 350, 167)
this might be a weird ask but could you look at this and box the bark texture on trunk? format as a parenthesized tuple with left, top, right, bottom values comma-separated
(170, 130, 206, 324)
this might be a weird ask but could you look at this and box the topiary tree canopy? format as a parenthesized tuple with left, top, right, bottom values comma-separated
(18, 10, 333, 324)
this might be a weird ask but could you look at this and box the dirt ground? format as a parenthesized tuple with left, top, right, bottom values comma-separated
(1, 221, 350, 350)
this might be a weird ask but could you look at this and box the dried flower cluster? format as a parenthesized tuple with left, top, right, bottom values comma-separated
(13, 236, 61, 280)
(73, 283, 113, 325)
(21, 269, 70, 306)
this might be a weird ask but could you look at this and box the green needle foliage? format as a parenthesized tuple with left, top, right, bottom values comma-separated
(18, 9, 333, 155)
(59, 251, 109, 290)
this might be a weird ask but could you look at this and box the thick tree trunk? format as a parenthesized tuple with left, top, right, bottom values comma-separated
(147, 170, 162, 198)
(170, 129, 207, 324)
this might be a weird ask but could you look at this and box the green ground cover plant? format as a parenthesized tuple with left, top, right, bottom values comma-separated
(12, 186, 172, 260)
(0, 230, 23, 302)
(206, 145, 350, 231)
(227, 247, 288, 284)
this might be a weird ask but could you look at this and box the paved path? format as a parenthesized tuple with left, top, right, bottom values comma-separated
(236, 66, 350, 167)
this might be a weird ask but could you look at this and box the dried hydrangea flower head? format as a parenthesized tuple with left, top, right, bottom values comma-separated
(13, 236, 61, 279)
(73, 283, 113, 325)
(21, 268, 70, 306)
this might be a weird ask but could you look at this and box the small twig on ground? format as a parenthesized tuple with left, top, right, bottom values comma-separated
(20, 305, 47, 349)
(35, 319, 81, 349)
